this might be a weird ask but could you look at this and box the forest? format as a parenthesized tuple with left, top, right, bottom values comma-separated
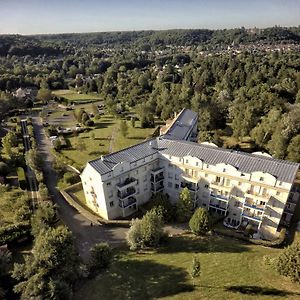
(0, 26, 300, 162)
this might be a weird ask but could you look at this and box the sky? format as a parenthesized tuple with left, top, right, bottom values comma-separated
(0, 0, 299, 35)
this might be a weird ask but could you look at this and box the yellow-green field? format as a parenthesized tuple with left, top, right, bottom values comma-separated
(74, 234, 300, 300)
(52, 89, 102, 102)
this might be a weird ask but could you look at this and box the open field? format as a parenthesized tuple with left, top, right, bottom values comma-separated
(74, 234, 300, 300)
(60, 115, 156, 168)
(52, 89, 102, 103)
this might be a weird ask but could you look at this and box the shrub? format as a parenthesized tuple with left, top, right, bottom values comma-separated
(126, 209, 165, 250)
(85, 119, 94, 126)
(189, 208, 211, 236)
(88, 242, 112, 276)
(276, 242, 300, 283)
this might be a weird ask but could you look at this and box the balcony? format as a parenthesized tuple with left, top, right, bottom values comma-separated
(117, 177, 138, 191)
(119, 197, 137, 209)
(210, 192, 229, 202)
(151, 167, 164, 175)
(118, 187, 136, 199)
(181, 181, 199, 192)
(242, 212, 262, 222)
(246, 190, 270, 199)
(209, 203, 227, 211)
(151, 182, 164, 193)
(243, 201, 265, 212)
(181, 173, 198, 183)
(151, 173, 164, 182)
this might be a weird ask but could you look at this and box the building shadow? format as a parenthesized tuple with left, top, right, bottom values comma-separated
(225, 285, 300, 297)
(74, 259, 194, 300)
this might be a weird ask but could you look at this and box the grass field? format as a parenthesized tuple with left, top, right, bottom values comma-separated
(60, 115, 156, 168)
(52, 89, 102, 102)
(74, 234, 300, 300)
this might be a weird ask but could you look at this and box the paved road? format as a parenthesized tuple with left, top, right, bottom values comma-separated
(32, 116, 128, 260)
(31, 116, 187, 260)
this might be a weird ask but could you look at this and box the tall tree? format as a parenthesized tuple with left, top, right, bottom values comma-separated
(176, 187, 193, 223)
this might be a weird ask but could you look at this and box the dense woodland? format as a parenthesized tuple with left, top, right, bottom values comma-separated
(1, 26, 300, 161)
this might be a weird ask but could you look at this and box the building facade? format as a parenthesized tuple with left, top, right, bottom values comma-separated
(81, 109, 300, 240)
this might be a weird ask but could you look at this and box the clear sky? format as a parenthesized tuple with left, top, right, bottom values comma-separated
(0, 0, 299, 35)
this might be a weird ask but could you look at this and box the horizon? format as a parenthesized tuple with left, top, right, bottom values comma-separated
(0, 0, 299, 35)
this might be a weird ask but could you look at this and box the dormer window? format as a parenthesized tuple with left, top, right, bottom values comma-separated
(186, 159, 189, 164)
(260, 177, 264, 181)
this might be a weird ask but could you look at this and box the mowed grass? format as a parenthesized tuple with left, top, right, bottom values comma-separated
(52, 89, 102, 102)
(74, 235, 300, 300)
(61, 115, 155, 168)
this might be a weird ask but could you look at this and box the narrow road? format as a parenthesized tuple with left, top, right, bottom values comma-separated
(31, 116, 128, 260)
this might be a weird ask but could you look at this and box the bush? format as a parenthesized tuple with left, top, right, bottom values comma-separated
(126, 209, 165, 250)
(88, 243, 112, 276)
(63, 172, 80, 185)
(276, 242, 300, 282)
(189, 208, 211, 236)
(85, 119, 94, 126)
(0, 222, 31, 245)
(17, 167, 26, 190)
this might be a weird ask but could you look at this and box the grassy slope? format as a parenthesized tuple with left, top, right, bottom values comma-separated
(74, 235, 300, 300)
(61, 116, 155, 168)
(52, 89, 102, 102)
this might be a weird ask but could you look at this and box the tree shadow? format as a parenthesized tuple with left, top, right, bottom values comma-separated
(77, 259, 194, 300)
(93, 122, 115, 129)
(128, 136, 147, 140)
(225, 286, 300, 297)
(158, 235, 249, 254)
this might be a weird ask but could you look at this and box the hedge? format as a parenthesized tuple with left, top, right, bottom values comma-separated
(0, 222, 31, 245)
(17, 167, 27, 190)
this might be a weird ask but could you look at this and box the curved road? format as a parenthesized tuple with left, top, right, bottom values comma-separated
(32, 116, 127, 260)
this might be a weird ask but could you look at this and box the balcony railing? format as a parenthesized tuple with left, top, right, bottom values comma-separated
(151, 174, 164, 182)
(151, 183, 164, 192)
(119, 197, 137, 209)
(209, 203, 227, 211)
(243, 202, 265, 211)
(117, 177, 138, 191)
(210, 192, 229, 202)
(246, 190, 270, 198)
(242, 212, 262, 222)
(181, 182, 199, 192)
(151, 167, 164, 175)
(118, 187, 136, 199)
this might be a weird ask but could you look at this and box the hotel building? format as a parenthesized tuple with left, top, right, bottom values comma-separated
(81, 109, 300, 240)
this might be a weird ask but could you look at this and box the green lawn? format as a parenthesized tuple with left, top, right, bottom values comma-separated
(52, 89, 102, 102)
(60, 115, 156, 168)
(74, 234, 300, 300)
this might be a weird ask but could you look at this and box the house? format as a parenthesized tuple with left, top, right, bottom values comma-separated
(81, 109, 300, 240)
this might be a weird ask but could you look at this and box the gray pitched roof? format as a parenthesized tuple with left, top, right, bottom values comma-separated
(88, 139, 158, 175)
(163, 108, 198, 140)
(157, 138, 299, 184)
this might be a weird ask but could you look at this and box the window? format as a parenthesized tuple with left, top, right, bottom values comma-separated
(108, 191, 113, 198)
(206, 164, 209, 168)
(202, 203, 207, 207)
(107, 182, 111, 186)
(89, 177, 92, 181)
(84, 181, 86, 185)
(168, 182, 172, 188)
(241, 173, 245, 177)
(143, 175, 147, 182)
(238, 182, 242, 186)
(136, 188, 140, 194)
(196, 162, 199, 167)
(185, 159, 189, 164)
(169, 155, 172, 159)
(109, 201, 114, 207)
(175, 184, 179, 189)
(260, 201, 266, 206)
(150, 155, 153, 159)
(204, 184, 209, 188)
(260, 177, 264, 181)
(135, 170, 139, 175)
(168, 163, 173, 168)
(144, 166, 147, 171)
(175, 174, 179, 180)
(144, 185, 148, 191)
(204, 173, 208, 178)
(223, 168, 226, 172)
(278, 181, 282, 186)
(276, 191, 280, 196)
(168, 172, 173, 179)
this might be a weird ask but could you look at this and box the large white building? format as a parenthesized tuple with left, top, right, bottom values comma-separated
(81, 109, 300, 240)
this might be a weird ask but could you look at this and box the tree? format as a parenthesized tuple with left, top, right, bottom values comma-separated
(287, 134, 300, 162)
(119, 120, 128, 137)
(2, 131, 18, 156)
(0, 162, 9, 177)
(176, 187, 193, 223)
(31, 201, 57, 237)
(12, 226, 80, 300)
(0, 248, 11, 299)
(88, 243, 112, 276)
(131, 117, 136, 128)
(276, 242, 300, 283)
(189, 208, 211, 235)
(126, 209, 165, 250)
(37, 88, 52, 103)
(190, 257, 201, 286)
